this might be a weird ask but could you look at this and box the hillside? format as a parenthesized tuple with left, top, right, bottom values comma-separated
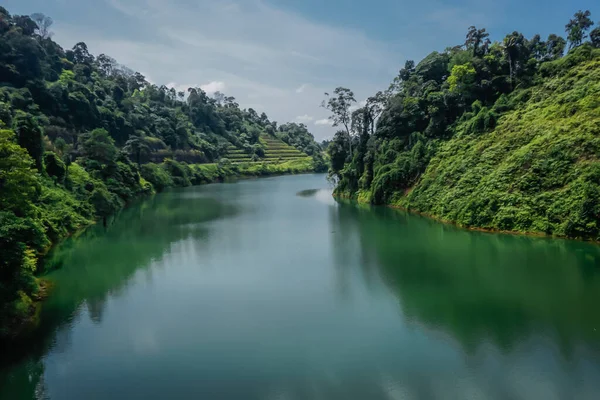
(326, 11, 600, 241)
(401, 51, 600, 238)
(226, 135, 311, 164)
(0, 6, 325, 337)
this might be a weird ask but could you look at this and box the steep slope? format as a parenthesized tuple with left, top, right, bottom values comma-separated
(400, 52, 600, 239)
(332, 43, 600, 241)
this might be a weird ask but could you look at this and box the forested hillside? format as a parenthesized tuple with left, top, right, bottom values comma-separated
(0, 6, 325, 337)
(325, 10, 600, 241)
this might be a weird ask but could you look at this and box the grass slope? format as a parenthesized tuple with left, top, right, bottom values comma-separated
(224, 134, 313, 169)
(398, 55, 600, 240)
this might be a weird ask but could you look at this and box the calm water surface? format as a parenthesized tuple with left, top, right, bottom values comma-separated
(2, 174, 600, 399)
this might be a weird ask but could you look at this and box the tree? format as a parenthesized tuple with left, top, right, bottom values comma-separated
(69, 42, 94, 65)
(30, 13, 53, 39)
(398, 60, 415, 82)
(327, 130, 350, 178)
(90, 188, 119, 227)
(13, 15, 37, 36)
(322, 87, 356, 153)
(591, 26, 600, 48)
(43, 151, 66, 183)
(0, 7, 11, 34)
(465, 26, 490, 57)
(213, 91, 225, 106)
(322, 87, 356, 135)
(96, 54, 116, 76)
(528, 34, 546, 61)
(546, 34, 566, 60)
(124, 136, 150, 166)
(565, 10, 594, 49)
(365, 91, 386, 135)
(81, 128, 117, 165)
(0, 129, 40, 216)
(503, 32, 528, 87)
(447, 63, 476, 93)
(13, 113, 44, 171)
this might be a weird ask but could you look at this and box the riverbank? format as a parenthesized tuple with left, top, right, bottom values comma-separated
(333, 189, 600, 244)
(1, 159, 319, 341)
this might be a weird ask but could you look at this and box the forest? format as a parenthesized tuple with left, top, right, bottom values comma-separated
(0, 6, 326, 337)
(324, 10, 600, 241)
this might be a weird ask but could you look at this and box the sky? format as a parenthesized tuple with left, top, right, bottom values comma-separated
(4, 0, 599, 141)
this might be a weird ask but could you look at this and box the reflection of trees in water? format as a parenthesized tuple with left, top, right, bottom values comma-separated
(331, 201, 600, 355)
(0, 191, 238, 399)
(329, 203, 383, 302)
(86, 297, 106, 324)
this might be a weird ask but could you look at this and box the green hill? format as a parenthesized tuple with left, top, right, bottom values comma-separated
(0, 6, 326, 336)
(222, 135, 316, 174)
(327, 14, 600, 241)
(400, 50, 600, 239)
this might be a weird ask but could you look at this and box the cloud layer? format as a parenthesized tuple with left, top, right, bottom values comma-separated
(48, 0, 400, 140)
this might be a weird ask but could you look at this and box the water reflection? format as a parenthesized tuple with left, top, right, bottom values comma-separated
(2, 175, 600, 400)
(332, 202, 600, 354)
(0, 189, 238, 399)
(296, 189, 320, 197)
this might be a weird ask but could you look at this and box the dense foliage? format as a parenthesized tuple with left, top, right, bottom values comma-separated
(0, 6, 324, 337)
(327, 10, 600, 241)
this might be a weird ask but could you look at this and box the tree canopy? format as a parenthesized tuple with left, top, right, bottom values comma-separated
(327, 9, 600, 243)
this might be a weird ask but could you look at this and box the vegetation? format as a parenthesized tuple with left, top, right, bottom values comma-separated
(326, 10, 600, 242)
(0, 6, 325, 337)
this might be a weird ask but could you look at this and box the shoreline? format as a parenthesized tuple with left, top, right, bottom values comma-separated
(332, 191, 600, 245)
(5, 167, 319, 342)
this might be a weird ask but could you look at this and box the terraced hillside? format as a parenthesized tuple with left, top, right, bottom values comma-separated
(225, 135, 312, 164)
(224, 144, 254, 163)
(260, 135, 312, 163)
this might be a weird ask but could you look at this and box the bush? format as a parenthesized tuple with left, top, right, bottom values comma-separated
(140, 163, 173, 192)
(43, 151, 66, 183)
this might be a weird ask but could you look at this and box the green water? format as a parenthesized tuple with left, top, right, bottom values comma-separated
(2, 174, 600, 399)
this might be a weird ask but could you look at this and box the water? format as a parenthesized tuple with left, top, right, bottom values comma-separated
(2, 173, 600, 399)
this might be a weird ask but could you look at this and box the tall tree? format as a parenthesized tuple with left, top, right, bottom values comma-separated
(322, 87, 356, 154)
(503, 32, 528, 87)
(591, 26, 600, 48)
(69, 42, 94, 65)
(13, 113, 43, 171)
(0, 129, 40, 216)
(13, 15, 37, 36)
(124, 136, 150, 166)
(327, 130, 350, 178)
(96, 54, 116, 76)
(565, 10, 594, 49)
(546, 34, 566, 60)
(465, 26, 490, 57)
(528, 34, 546, 61)
(30, 13, 53, 39)
(322, 87, 356, 139)
(365, 91, 387, 135)
(81, 128, 117, 165)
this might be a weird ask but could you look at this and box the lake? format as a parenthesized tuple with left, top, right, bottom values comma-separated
(2, 173, 600, 399)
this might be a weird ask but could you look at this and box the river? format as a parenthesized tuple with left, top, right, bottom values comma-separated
(1, 173, 600, 399)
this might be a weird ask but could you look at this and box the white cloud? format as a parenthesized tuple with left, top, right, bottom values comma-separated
(315, 119, 333, 126)
(296, 84, 308, 93)
(165, 82, 196, 93)
(295, 114, 313, 122)
(200, 81, 225, 94)
(51, 0, 401, 140)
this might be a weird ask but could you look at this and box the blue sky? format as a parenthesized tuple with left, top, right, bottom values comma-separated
(4, 0, 599, 140)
